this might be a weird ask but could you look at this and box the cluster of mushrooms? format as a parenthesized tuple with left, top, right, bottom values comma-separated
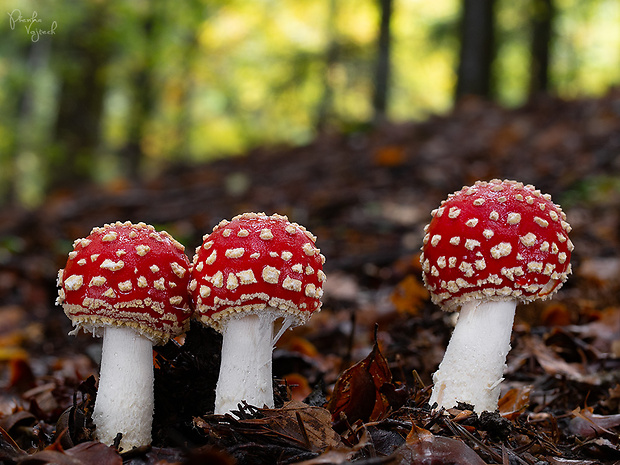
(56, 180, 573, 452)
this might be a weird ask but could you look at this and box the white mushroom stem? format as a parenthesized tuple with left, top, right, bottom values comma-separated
(215, 311, 293, 415)
(429, 299, 517, 413)
(92, 325, 155, 451)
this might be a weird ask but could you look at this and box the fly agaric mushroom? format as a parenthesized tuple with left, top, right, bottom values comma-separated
(420, 180, 573, 413)
(57, 221, 192, 451)
(189, 212, 326, 414)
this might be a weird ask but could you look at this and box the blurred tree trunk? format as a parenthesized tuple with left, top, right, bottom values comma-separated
(124, 69, 153, 181)
(372, 0, 393, 124)
(123, 14, 156, 181)
(1, 41, 38, 205)
(455, 0, 496, 100)
(316, 0, 339, 132)
(528, 0, 555, 98)
(51, 5, 110, 189)
(14, 41, 52, 206)
(174, 0, 207, 163)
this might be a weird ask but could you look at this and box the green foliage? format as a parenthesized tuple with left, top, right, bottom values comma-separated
(1, 0, 619, 207)
(561, 175, 620, 209)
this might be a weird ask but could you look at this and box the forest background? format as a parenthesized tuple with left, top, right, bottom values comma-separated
(1, 0, 620, 208)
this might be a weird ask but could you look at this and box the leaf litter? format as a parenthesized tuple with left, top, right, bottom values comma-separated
(1, 93, 620, 463)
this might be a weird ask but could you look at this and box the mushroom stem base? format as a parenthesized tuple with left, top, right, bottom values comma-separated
(429, 299, 517, 413)
(214, 313, 275, 415)
(93, 325, 154, 451)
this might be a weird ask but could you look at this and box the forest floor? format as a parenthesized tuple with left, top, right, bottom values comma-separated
(0, 92, 620, 464)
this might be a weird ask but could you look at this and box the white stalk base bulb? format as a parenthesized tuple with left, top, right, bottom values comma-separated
(429, 299, 517, 413)
(92, 325, 155, 451)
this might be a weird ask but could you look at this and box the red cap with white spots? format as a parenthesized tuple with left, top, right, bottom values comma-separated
(189, 212, 326, 331)
(57, 221, 193, 344)
(420, 180, 573, 311)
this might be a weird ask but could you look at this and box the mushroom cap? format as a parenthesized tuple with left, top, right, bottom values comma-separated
(420, 180, 573, 311)
(57, 221, 192, 345)
(189, 212, 326, 332)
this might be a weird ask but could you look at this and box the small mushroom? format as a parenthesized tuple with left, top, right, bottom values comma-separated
(420, 180, 573, 413)
(57, 221, 192, 451)
(189, 212, 326, 414)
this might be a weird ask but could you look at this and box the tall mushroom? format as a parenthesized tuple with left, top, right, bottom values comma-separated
(189, 212, 326, 414)
(420, 180, 573, 413)
(57, 221, 192, 451)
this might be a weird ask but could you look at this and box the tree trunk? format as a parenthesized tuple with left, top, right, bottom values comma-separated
(123, 14, 156, 181)
(51, 5, 110, 189)
(528, 0, 555, 98)
(315, 0, 339, 132)
(455, 0, 496, 101)
(372, 0, 393, 124)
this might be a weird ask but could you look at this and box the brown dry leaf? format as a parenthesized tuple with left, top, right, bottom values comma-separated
(281, 336, 320, 358)
(391, 424, 486, 465)
(0, 306, 31, 363)
(540, 303, 573, 326)
(522, 335, 587, 381)
(569, 406, 620, 438)
(282, 373, 313, 402)
(0, 409, 36, 435)
(601, 384, 620, 411)
(574, 436, 620, 460)
(17, 440, 121, 465)
(390, 275, 428, 315)
(183, 445, 236, 465)
(254, 401, 344, 453)
(0, 425, 27, 462)
(578, 257, 620, 285)
(372, 145, 406, 167)
(293, 448, 356, 464)
(320, 272, 360, 303)
(568, 307, 620, 353)
(8, 359, 35, 391)
(294, 428, 372, 465)
(326, 340, 392, 426)
(191, 401, 339, 463)
(498, 385, 532, 420)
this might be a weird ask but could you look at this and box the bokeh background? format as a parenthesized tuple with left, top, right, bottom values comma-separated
(1, 0, 620, 207)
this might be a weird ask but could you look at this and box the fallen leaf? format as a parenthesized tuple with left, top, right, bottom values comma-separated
(569, 406, 620, 438)
(282, 373, 313, 402)
(522, 335, 587, 381)
(390, 275, 428, 315)
(541, 303, 573, 326)
(255, 401, 343, 453)
(0, 425, 27, 462)
(574, 436, 620, 460)
(292, 448, 355, 464)
(183, 445, 235, 465)
(567, 307, 620, 353)
(17, 441, 121, 465)
(498, 385, 532, 420)
(326, 339, 392, 427)
(373, 145, 406, 167)
(391, 424, 486, 465)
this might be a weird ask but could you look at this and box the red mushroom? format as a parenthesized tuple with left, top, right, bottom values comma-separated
(57, 221, 192, 451)
(189, 212, 326, 414)
(420, 180, 573, 412)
